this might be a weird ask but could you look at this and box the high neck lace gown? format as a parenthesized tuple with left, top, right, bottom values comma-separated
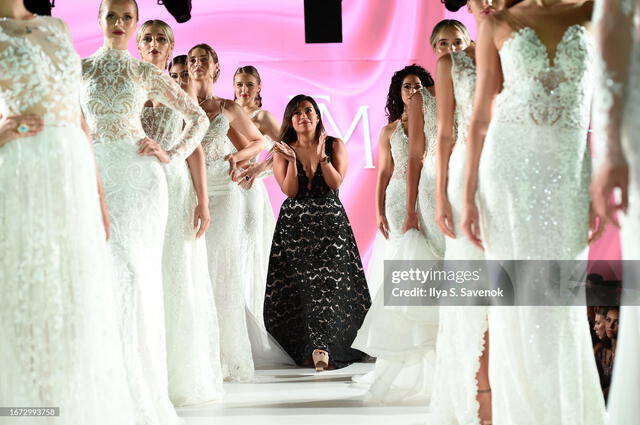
(264, 138, 371, 369)
(592, 1, 640, 423)
(0, 16, 136, 425)
(430, 49, 490, 425)
(477, 23, 605, 424)
(80, 47, 208, 424)
(352, 88, 442, 403)
(141, 106, 223, 406)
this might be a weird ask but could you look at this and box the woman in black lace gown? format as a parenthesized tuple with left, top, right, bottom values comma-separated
(264, 95, 371, 371)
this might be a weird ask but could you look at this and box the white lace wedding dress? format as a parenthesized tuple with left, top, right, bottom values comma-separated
(352, 88, 442, 403)
(81, 47, 208, 424)
(141, 106, 223, 406)
(429, 49, 489, 425)
(0, 16, 136, 425)
(241, 108, 276, 326)
(202, 110, 256, 381)
(592, 1, 640, 423)
(476, 23, 605, 424)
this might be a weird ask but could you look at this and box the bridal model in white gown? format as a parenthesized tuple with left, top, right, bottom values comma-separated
(141, 106, 223, 406)
(592, 0, 640, 423)
(0, 16, 136, 425)
(476, 19, 605, 424)
(202, 108, 256, 381)
(430, 49, 489, 425)
(241, 108, 276, 325)
(352, 87, 443, 403)
(81, 47, 208, 424)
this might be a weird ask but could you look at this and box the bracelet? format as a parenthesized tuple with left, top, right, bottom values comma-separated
(319, 156, 329, 164)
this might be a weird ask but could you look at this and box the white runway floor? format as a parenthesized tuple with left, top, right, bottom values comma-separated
(178, 362, 431, 425)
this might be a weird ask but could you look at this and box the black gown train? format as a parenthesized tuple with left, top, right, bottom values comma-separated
(264, 138, 371, 368)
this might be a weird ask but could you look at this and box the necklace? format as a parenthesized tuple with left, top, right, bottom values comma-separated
(0, 14, 38, 34)
(197, 95, 212, 106)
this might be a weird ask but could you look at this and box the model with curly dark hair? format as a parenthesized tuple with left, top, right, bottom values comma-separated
(385, 64, 434, 124)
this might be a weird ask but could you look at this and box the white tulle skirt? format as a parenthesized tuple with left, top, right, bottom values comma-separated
(352, 230, 439, 403)
(0, 125, 137, 425)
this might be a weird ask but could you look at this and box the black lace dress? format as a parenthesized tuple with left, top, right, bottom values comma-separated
(264, 138, 371, 368)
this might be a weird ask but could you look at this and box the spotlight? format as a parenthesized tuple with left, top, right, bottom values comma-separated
(24, 0, 54, 15)
(158, 0, 192, 23)
(304, 0, 342, 43)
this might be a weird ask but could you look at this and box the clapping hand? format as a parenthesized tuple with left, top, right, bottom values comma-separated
(273, 141, 296, 162)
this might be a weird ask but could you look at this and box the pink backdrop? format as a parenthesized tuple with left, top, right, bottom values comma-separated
(53, 0, 619, 267)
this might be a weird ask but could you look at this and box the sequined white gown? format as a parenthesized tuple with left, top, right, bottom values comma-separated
(352, 88, 442, 403)
(477, 25, 605, 424)
(592, 1, 640, 423)
(242, 108, 276, 325)
(0, 16, 136, 425)
(429, 50, 489, 425)
(81, 48, 208, 424)
(141, 106, 223, 406)
(202, 112, 256, 381)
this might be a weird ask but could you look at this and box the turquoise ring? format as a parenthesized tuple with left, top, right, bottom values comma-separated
(16, 123, 30, 134)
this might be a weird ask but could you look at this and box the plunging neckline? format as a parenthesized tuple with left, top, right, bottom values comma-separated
(501, 24, 586, 68)
(294, 142, 327, 191)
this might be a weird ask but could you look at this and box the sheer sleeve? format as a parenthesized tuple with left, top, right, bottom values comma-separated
(592, 0, 637, 163)
(139, 63, 208, 162)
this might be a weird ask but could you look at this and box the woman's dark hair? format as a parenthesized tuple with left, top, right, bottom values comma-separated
(442, 0, 467, 11)
(596, 307, 610, 317)
(385, 64, 434, 124)
(234, 65, 263, 107)
(168, 54, 187, 72)
(279, 95, 325, 145)
(187, 43, 220, 82)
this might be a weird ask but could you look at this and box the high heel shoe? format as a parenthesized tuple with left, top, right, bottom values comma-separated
(312, 349, 329, 372)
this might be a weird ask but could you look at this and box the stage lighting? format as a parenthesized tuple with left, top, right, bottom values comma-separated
(158, 0, 192, 23)
(25, 0, 54, 15)
(304, 0, 342, 43)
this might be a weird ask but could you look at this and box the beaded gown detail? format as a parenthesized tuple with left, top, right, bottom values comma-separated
(0, 16, 137, 425)
(476, 24, 605, 424)
(264, 138, 371, 368)
(80, 47, 208, 424)
(352, 88, 442, 403)
(592, 1, 640, 422)
(201, 111, 256, 381)
(141, 106, 223, 406)
(430, 49, 489, 425)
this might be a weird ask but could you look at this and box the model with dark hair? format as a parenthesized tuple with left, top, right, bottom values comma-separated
(351, 64, 443, 403)
(264, 95, 371, 372)
(461, 0, 606, 422)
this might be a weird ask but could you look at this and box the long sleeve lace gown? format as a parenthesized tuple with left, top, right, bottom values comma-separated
(141, 106, 223, 406)
(476, 17, 605, 424)
(80, 47, 208, 424)
(0, 16, 137, 425)
(352, 88, 443, 403)
(592, 1, 640, 423)
(429, 49, 490, 425)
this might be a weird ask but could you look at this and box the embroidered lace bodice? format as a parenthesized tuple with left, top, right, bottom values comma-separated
(451, 50, 476, 146)
(495, 25, 594, 129)
(81, 48, 207, 161)
(0, 16, 81, 125)
(389, 121, 409, 181)
(141, 106, 183, 152)
(419, 87, 438, 158)
(201, 113, 233, 166)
